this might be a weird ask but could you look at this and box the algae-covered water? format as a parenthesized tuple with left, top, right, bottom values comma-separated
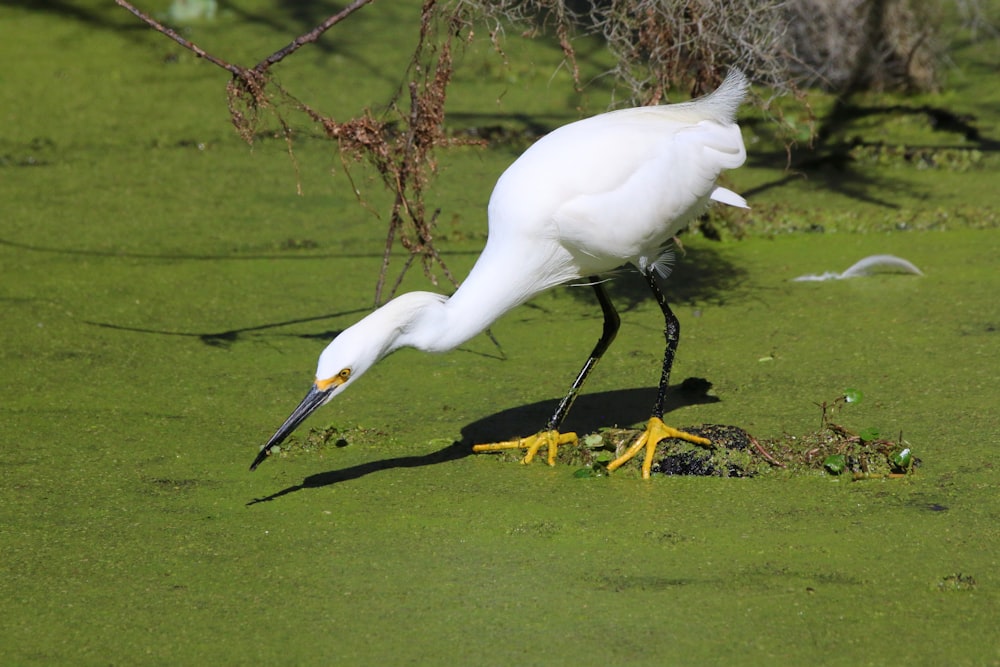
(2, 2, 998, 665)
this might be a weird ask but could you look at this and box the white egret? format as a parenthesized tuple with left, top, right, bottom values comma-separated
(251, 70, 750, 478)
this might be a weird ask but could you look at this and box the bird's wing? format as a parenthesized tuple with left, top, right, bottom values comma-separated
(549, 118, 745, 261)
(487, 109, 746, 275)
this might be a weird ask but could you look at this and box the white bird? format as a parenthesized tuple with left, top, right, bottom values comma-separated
(251, 70, 750, 478)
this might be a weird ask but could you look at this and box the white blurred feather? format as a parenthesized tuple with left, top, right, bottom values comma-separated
(792, 255, 924, 282)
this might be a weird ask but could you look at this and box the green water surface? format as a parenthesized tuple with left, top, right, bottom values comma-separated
(2, 2, 998, 665)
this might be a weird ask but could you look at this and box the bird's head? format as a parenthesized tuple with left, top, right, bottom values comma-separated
(249, 302, 417, 471)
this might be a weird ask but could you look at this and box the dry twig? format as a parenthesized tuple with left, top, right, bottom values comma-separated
(116, 0, 474, 304)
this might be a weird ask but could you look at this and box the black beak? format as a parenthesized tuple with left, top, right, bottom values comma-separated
(250, 385, 329, 471)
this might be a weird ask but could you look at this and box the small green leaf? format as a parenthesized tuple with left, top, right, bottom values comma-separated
(843, 389, 863, 404)
(823, 454, 847, 475)
(594, 450, 613, 463)
(859, 427, 881, 441)
(890, 448, 913, 471)
(583, 434, 604, 448)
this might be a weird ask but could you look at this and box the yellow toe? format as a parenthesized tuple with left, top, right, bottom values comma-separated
(472, 430, 578, 466)
(607, 417, 711, 479)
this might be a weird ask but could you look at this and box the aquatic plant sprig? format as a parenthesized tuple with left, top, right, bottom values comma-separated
(811, 389, 916, 479)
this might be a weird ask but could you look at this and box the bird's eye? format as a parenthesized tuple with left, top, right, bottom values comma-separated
(338, 368, 351, 380)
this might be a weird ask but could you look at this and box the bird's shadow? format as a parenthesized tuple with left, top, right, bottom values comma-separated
(246, 382, 718, 504)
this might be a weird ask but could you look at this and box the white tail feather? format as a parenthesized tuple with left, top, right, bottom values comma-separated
(710, 186, 748, 208)
(695, 69, 749, 124)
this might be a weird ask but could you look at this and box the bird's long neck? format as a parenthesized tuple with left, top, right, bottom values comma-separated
(396, 239, 552, 354)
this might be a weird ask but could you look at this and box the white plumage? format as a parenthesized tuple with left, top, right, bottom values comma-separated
(251, 70, 750, 476)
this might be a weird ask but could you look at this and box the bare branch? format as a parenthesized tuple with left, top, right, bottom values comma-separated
(116, 0, 376, 77)
(114, 0, 479, 304)
(254, 0, 377, 73)
(114, 0, 242, 75)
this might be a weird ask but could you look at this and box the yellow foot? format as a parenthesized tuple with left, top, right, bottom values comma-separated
(606, 417, 712, 479)
(472, 430, 578, 467)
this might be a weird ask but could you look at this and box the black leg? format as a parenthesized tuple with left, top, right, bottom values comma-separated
(602, 270, 710, 477)
(545, 278, 620, 431)
(644, 269, 679, 420)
